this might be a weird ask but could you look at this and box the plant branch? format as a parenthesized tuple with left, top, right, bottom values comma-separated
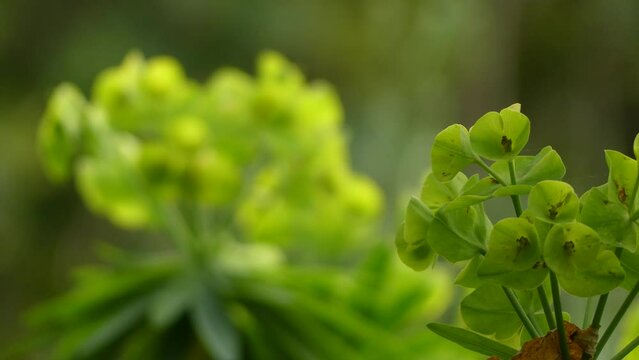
(550, 272, 570, 360)
(594, 279, 639, 358)
(537, 286, 556, 330)
(502, 286, 541, 338)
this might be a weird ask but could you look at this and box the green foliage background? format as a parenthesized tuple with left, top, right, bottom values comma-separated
(2, 0, 639, 357)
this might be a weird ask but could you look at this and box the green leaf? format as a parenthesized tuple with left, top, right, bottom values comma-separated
(477, 218, 548, 290)
(431, 124, 476, 181)
(479, 218, 541, 273)
(190, 286, 240, 360)
(620, 249, 639, 290)
(528, 180, 579, 224)
(455, 256, 485, 288)
(395, 223, 436, 271)
(460, 284, 532, 339)
(404, 197, 434, 243)
(543, 223, 602, 275)
(491, 146, 566, 186)
(557, 250, 625, 297)
(420, 172, 468, 209)
(147, 275, 193, 329)
(427, 323, 518, 359)
(579, 185, 637, 252)
(76, 297, 148, 358)
(634, 133, 639, 160)
(479, 266, 548, 291)
(469, 108, 530, 161)
(605, 150, 638, 206)
(427, 206, 490, 263)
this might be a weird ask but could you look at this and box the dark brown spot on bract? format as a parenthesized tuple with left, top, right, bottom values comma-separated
(618, 187, 627, 203)
(548, 206, 558, 220)
(564, 241, 575, 253)
(501, 135, 513, 152)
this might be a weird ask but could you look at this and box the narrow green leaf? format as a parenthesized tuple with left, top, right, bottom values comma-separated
(427, 323, 518, 359)
(190, 286, 240, 360)
(76, 297, 149, 358)
(431, 124, 476, 181)
(634, 133, 639, 160)
(147, 275, 193, 328)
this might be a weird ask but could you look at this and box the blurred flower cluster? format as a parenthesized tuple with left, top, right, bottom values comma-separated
(29, 52, 470, 359)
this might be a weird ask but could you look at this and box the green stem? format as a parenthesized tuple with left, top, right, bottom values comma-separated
(583, 296, 596, 329)
(507, 160, 524, 216)
(610, 336, 639, 360)
(537, 286, 556, 330)
(594, 279, 639, 358)
(591, 292, 609, 330)
(502, 286, 541, 338)
(550, 272, 570, 360)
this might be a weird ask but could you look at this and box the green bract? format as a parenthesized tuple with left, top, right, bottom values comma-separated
(431, 124, 475, 181)
(397, 103, 639, 359)
(460, 284, 535, 339)
(469, 106, 530, 161)
(605, 149, 638, 207)
(543, 223, 602, 274)
(528, 180, 579, 224)
(579, 185, 638, 251)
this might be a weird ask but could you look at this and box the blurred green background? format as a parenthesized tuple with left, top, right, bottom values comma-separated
(2, 0, 639, 355)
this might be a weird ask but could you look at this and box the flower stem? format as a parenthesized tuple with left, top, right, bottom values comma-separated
(591, 292, 609, 330)
(610, 335, 639, 360)
(583, 296, 596, 329)
(502, 286, 541, 338)
(507, 160, 524, 216)
(594, 279, 639, 358)
(550, 272, 570, 360)
(537, 285, 556, 330)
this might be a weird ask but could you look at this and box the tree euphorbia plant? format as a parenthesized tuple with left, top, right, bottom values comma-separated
(396, 104, 639, 360)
